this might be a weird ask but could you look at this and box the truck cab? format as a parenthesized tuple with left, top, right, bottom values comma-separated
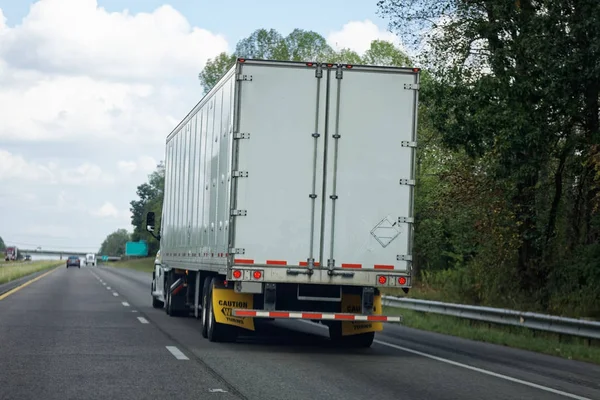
(84, 253, 96, 267)
(151, 250, 166, 309)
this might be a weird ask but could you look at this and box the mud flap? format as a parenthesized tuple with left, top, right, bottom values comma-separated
(341, 294, 383, 336)
(212, 288, 255, 331)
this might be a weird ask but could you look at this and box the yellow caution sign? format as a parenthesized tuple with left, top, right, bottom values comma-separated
(212, 288, 255, 331)
(341, 293, 383, 336)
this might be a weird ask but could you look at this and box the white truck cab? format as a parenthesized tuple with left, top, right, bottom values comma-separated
(84, 253, 96, 267)
(151, 250, 166, 309)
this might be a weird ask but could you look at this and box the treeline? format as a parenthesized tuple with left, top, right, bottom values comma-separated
(127, 11, 600, 318)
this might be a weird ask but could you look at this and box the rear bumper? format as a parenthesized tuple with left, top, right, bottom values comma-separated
(232, 309, 402, 323)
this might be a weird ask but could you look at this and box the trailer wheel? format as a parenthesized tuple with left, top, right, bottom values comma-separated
(206, 277, 237, 343)
(200, 277, 212, 338)
(328, 323, 374, 348)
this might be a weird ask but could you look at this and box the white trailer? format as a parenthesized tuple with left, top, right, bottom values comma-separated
(146, 58, 420, 347)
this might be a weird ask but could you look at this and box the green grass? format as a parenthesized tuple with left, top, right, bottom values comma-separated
(383, 306, 600, 365)
(0, 260, 62, 285)
(111, 257, 155, 273)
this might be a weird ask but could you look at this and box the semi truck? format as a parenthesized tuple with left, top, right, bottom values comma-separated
(4, 246, 18, 261)
(146, 58, 420, 347)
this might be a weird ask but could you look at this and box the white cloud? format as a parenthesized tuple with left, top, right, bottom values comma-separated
(0, 0, 228, 80)
(0, 149, 113, 185)
(91, 202, 120, 218)
(0, 0, 229, 144)
(327, 20, 402, 55)
(117, 155, 157, 174)
(0, 0, 227, 250)
(0, 149, 54, 182)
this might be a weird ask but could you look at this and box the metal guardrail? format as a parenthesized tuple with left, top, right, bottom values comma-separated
(382, 295, 600, 340)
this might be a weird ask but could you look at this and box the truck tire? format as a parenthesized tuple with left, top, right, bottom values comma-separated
(206, 277, 237, 343)
(328, 322, 375, 348)
(200, 277, 212, 338)
(152, 291, 163, 309)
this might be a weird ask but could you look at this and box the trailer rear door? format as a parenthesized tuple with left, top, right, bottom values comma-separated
(320, 65, 419, 273)
(232, 61, 327, 266)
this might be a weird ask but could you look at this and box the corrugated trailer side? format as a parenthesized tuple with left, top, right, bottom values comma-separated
(161, 66, 236, 274)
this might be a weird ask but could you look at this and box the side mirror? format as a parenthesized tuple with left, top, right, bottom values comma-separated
(146, 212, 156, 233)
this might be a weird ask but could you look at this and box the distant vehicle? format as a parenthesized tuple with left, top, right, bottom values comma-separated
(4, 246, 18, 261)
(66, 256, 80, 268)
(24, 255, 32, 261)
(84, 253, 96, 267)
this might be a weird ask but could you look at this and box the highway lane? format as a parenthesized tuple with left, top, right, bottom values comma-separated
(0, 266, 243, 400)
(92, 266, 600, 400)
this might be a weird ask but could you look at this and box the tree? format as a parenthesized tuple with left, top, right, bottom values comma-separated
(198, 52, 236, 94)
(0, 236, 5, 252)
(362, 39, 411, 67)
(378, 0, 600, 315)
(199, 28, 411, 93)
(130, 162, 165, 256)
(99, 229, 131, 256)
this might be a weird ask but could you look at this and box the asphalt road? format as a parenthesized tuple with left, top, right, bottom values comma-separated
(1, 266, 599, 400)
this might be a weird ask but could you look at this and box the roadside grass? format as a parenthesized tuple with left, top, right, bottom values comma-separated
(111, 257, 154, 273)
(0, 260, 62, 284)
(383, 306, 600, 365)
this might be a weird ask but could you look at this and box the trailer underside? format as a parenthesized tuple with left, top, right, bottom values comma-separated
(152, 266, 403, 347)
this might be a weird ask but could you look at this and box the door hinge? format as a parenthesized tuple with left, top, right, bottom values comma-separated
(397, 255, 413, 262)
(229, 248, 246, 255)
(336, 65, 343, 79)
(315, 65, 323, 79)
(231, 209, 247, 216)
(400, 140, 417, 148)
(237, 74, 253, 81)
(398, 217, 415, 224)
(399, 179, 416, 186)
(233, 132, 250, 139)
(232, 171, 249, 178)
(404, 83, 419, 90)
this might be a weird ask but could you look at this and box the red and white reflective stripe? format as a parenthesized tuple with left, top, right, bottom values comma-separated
(231, 259, 398, 270)
(233, 309, 401, 322)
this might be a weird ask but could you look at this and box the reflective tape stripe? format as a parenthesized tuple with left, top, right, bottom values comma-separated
(233, 309, 401, 322)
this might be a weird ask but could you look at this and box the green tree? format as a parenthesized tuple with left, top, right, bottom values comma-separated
(0, 236, 5, 252)
(99, 229, 131, 256)
(284, 28, 335, 61)
(378, 0, 600, 315)
(199, 28, 411, 93)
(199, 52, 236, 94)
(362, 39, 411, 67)
(130, 162, 165, 255)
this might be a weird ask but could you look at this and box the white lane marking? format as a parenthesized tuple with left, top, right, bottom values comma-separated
(373, 340, 592, 400)
(106, 287, 111, 290)
(166, 346, 189, 360)
(113, 292, 119, 297)
(122, 302, 130, 307)
(299, 320, 591, 400)
(132, 310, 138, 313)
(137, 317, 149, 324)
(209, 389, 228, 393)
(102, 282, 106, 286)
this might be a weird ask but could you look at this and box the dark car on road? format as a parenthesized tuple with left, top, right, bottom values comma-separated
(66, 256, 80, 269)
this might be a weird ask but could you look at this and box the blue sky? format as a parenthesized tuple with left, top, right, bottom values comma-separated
(0, 0, 389, 47)
(0, 0, 402, 252)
